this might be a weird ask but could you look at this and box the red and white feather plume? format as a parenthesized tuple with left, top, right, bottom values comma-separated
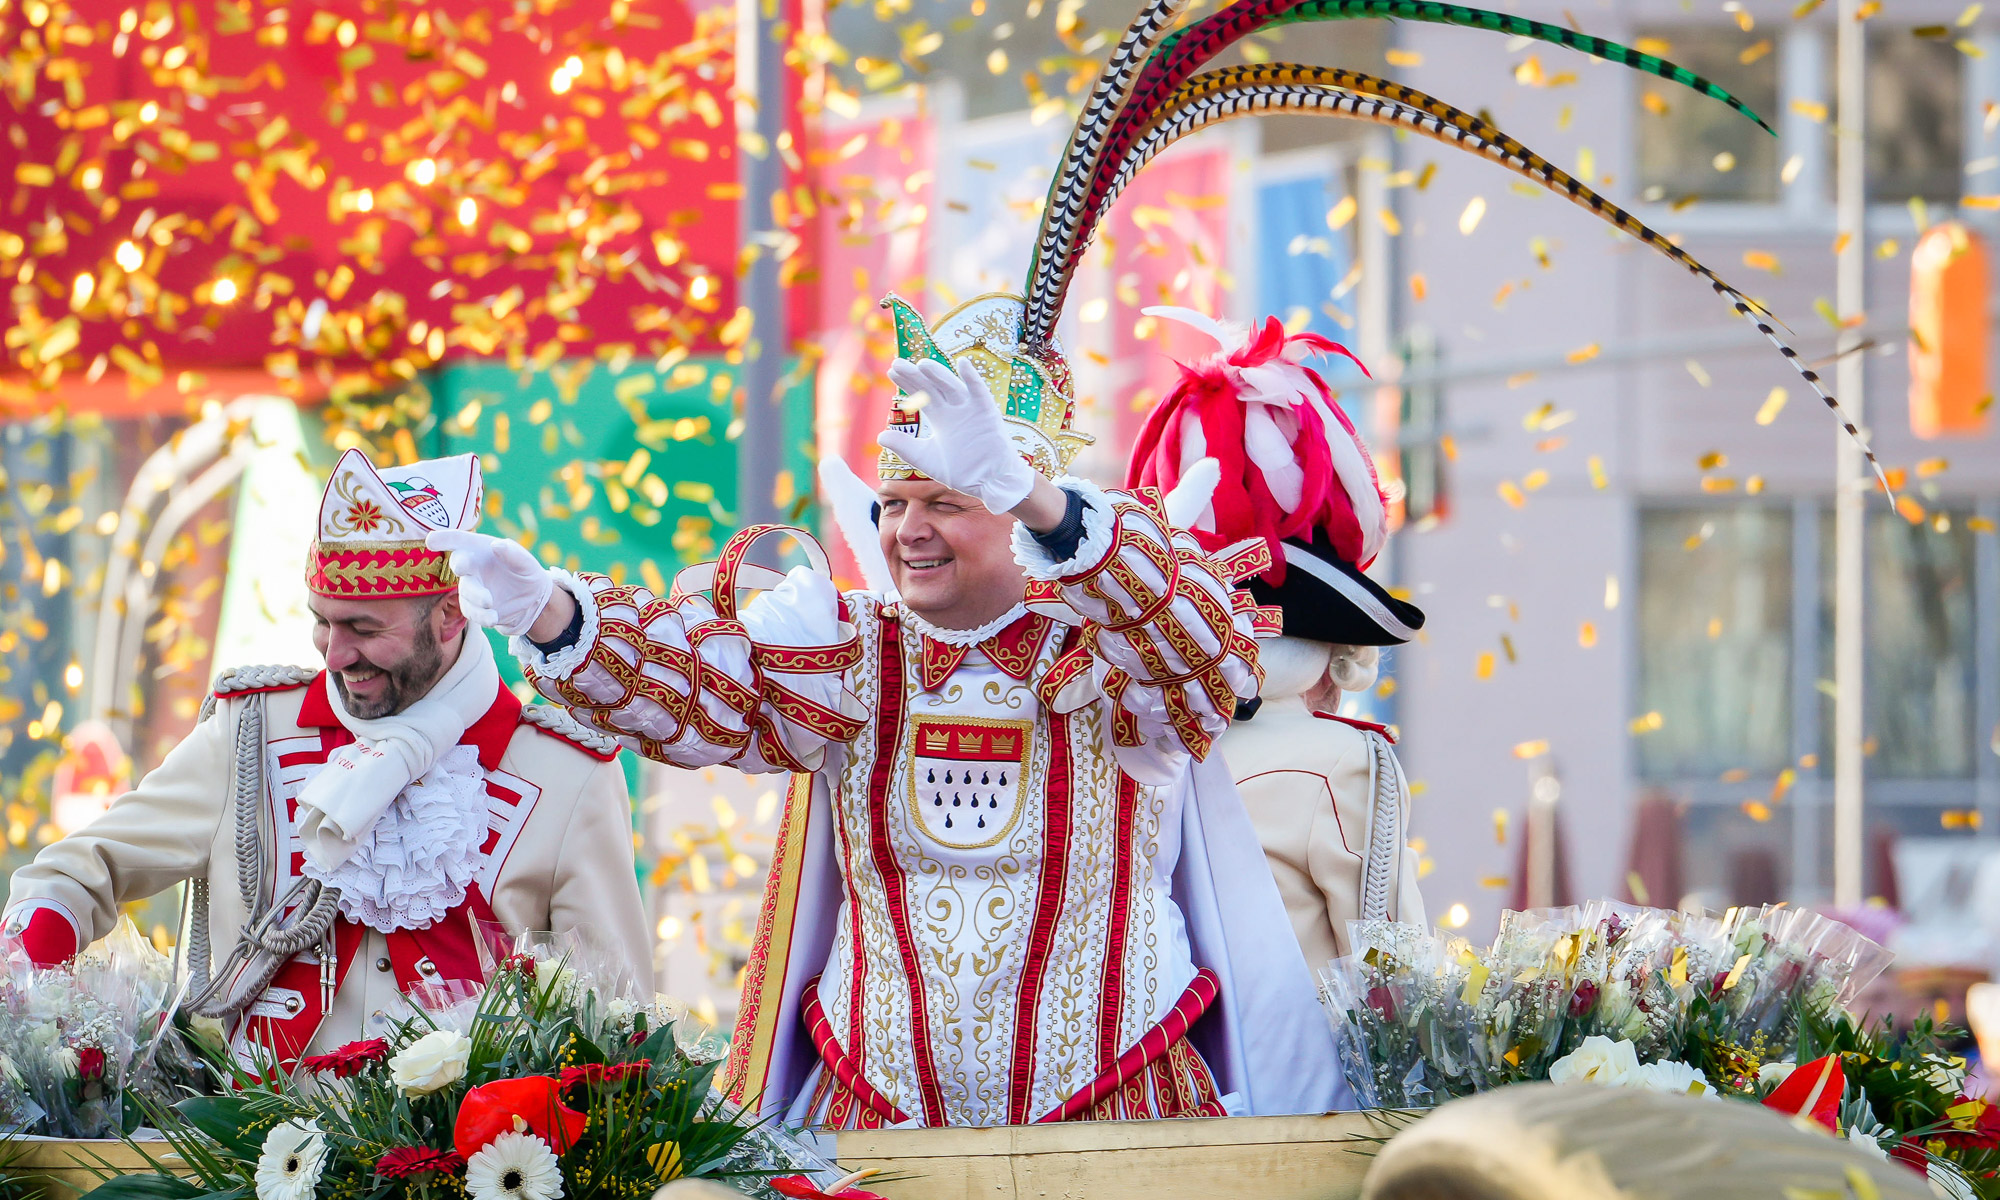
(1125, 306, 1385, 579)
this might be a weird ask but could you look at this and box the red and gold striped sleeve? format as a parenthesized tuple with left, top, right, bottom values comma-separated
(1015, 479, 1264, 769)
(511, 566, 866, 773)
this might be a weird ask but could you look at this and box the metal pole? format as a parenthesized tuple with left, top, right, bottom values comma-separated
(735, 0, 786, 531)
(1831, 2, 1868, 908)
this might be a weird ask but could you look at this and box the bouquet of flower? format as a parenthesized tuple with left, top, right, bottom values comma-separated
(92, 938, 836, 1200)
(0, 916, 198, 1138)
(1323, 902, 1892, 1111)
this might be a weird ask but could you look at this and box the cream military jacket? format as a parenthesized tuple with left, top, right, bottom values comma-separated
(4, 668, 650, 1056)
(1217, 694, 1426, 975)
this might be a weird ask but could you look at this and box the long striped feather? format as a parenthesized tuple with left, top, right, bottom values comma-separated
(1092, 74, 1886, 489)
(1017, 0, 1772, 348)
(1021, 0, 1190, 350)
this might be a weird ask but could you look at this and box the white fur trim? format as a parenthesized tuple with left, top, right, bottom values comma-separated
(509, 569, 599, 681)
(1282, 544, 1416, 641)
(1012, 477, 1117, 581)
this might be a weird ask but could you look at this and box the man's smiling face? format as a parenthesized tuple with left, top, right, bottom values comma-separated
(876, 478, 1027, 631)
(308, 591, 466, 718)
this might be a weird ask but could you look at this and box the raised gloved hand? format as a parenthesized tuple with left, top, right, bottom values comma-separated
(878, 356, 1038, 514)
(426, 529, 556, 637)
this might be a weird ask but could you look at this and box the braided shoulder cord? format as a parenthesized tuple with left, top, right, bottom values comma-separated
(182, 691, 343, 1020)
(1359, 730, 1403, 922)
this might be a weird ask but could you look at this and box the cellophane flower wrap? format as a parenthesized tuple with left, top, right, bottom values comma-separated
(1322, 903, 2000, 1196)
(93, 930, 840, 1200)
(0, 916, 201, 1137)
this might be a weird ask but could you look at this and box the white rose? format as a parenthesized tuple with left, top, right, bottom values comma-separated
(1848, 1127, 1889, 1160)
(389, 1029, 471, 1096)
(1548, 1036, 1646, 1088)
(533, 957, 575, 999)
(1639, 1059, 1717, 1098)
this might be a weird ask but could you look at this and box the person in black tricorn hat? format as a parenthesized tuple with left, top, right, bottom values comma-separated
(1127, 305, 1428, 979)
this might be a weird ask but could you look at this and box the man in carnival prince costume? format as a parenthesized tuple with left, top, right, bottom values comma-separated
(4, 450, 650, 1070)
(434, 294, 1346, 1125)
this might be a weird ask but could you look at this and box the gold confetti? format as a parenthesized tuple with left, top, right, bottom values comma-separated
(1439, 434, 1459, 461)
(1713, 151, 1737, 172)
(1410, 273, 1428, 301)
(1698, 451, 1729, 470)
(1459, 195, 1487, 235)
(1742, 250, 1780, 273)
(1740, 38, 1773, 63)
(1742, 801, 1772, 822)
(1579, 622, 1597, 648)
(1522, 468, 1549, 491)
(1500, 635, 1517, 663)
(1790, 98, 1829, 124)
(1476, 651, 1496, 680)
(1756, 388, 1788, 425)
(1513, 740, 1550, 759)
(1326, 195, 1357, 230)
(1604, 575, 1621, 609)
(1961, 196, 2000, 210)
(1943, 810, 1984, 830)
(1566, 342, 1599, 364)
(1378, 207, 1403, 236)
(1916, 457, 1950, 478)
(1876, 238, 1902, 257)
(1492, 809, 1509, 843)
(1386, 48, 1424, 67)
(1498, 480, 1527, 508)
(1629, 711, 1665, 734)
(1588, 456, 1608, 489)
(1642, 92, 1670, 116)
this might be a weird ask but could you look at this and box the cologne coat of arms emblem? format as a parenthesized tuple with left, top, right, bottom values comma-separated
(905, 716, 1032, 850)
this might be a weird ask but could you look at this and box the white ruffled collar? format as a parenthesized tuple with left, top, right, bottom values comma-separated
(299, 744, 489, 933)
(896, 601, 1030, 647)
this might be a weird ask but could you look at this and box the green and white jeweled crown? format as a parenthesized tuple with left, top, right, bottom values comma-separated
(877, 292, 1093, 483)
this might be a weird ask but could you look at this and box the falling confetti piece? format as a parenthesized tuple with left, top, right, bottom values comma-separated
(1629, 711, 1665, 734)
(1566, 343, 1600, 364)
(1895, 495, 1928, 524)
(1522, 468, 1550, 491)
(1943, 810, 1983, 830)
(1791, 99, 1829, 124)
(1743, 251, 1780, 273)
(1524, 401, 1555, 429)
(1756, 388, 1789, 425)
(1439, 434, 1459, 461)
(1876, 238, 1903, 257)
(1378, 208, 1403, 236)
(1713, 151, 1737, 173)
(1698, 451, 1729, 470)
(1782, 155, 1805, 185)
(1605, 575, 1621, 609)
(1686, 360, 1712, 387)
(1480, 876, 1512, 890)
(1500, 635, 1517, 664)
(1579, 622, 1598, 648)
(1772, 768, 1797, 803)
(1742, 801, 1772, 821)
(1961, 196, 2000, 210)
(1642, 92, 1671, 116)
(1326, 195, 1357, 230)
(1498, 480, 1527, 508)
(1492, 809, 1509, 843)
(1386, 48, 1425, 67)
(1707, 616, 1725, 639)
(1459, 196, 1487, 235)
(1740, 39, 1773, 63)
(1410, 273, 1428, 301)
(1588, 456, 1608, 489)
(1513, 740, 1550, 759)
(1916, 457, 1950, 478)
(1476, 651, 1496, 680)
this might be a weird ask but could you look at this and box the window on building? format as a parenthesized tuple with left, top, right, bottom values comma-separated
(1819, 509, 1978, 778)
(1636, 506, 1795, 778)
(1634, 27, 1782, 204)
(1860, 34, 1964, 203)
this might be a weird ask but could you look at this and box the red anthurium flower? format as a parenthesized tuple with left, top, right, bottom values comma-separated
(376, 1147, 466, 1178)
(769, 1174, 888, 1200)
(1762, 1055, 1845, 1131)
(302, 1039, 391, 1079)
(453, 1077, 589, 1159)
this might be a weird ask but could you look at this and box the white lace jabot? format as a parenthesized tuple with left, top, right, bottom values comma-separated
(299, 744, 488, 933)
(896, 601, 1030, 647)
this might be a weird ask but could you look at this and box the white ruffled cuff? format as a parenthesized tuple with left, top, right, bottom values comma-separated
(510, 569, 600, 681)
(1012, 476, 1118, 582)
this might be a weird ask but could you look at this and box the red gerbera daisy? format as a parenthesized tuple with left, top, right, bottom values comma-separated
(375, 1147, 465, 1179)
(302, 1039, 391, 1079)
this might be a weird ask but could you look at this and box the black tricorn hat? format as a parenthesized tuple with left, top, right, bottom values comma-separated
(1245, 527, 1426, 647)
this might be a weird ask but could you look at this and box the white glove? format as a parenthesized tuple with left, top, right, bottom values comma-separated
(878, 357, 1038, 514)
(426, 529, 557, 637)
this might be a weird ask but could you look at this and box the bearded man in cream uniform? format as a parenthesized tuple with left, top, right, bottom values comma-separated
(3, 450, 650, 1070)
